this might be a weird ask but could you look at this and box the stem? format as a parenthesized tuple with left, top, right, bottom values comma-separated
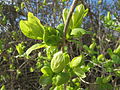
(62, 0, 78, 90)
(62, 0, 78, 52)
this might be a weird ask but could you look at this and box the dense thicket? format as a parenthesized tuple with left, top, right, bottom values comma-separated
(0, 0, 120, 90)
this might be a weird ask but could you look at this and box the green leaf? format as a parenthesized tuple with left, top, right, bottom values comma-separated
(62, 8, 72, 39)
(21, 2, 25, 9)
(16, 42, 25, 55)
(70, 55, 83, 68)
(72, 4, 84, 28)
(115, 26, 120, 32)
(83, 45, 98, 55)
(97, 83, 113, 90)
(66, 86, 74, 90)
(56, 23, 64, 37)
(107, 48, 113, 56)
(97, 54, 104, 61)
(30, 67, 34, 72)
(115, 68, 120, 77)
(89, 42, 96, 50)
(39, 75, 52, 85)
(62, 8, 69, 25)
(0, 85, 6, 90)
(68, 39, 82, 45)
(41, 65, 53, 76)
(102, 75, 112, 83)
(71, 28, 88, 37)
(19, 12, 44, 40)
(106, 12, 111, 21)
(113, 45, 120, 55)
(25, 43, 46, 56)
(51, 51, 70, 73)
(52, 72, 70, 86)
(62, 4, 88, 39)
(103, 60, 113, 68)
(54, 85, 64, 90)
(46, 46, 58, 59)
(73, 67, 86, 78)
(72, 4, 88, 28)
(96, 77, 104, 84)
(80, 65, 90, 72)
(43, 26, 60, 46)
(111, 54, 120, 64)
(62, 0, 67, 2)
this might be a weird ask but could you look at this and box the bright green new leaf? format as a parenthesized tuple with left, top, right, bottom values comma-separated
(115, 26, 120, 32)
(43, 26, 60, 46)
(70, 28, 88, 37)
(54, 85, 64, 90)
(30, 67, 34, 72)
(62, 8, 72, 39)
(115, 68, 120, 77)
(21, 2, 25, 9)
(62, 0, 67, 2)
(56, 23, 64, 37)
(62, 8, 69, 24)
(25, 43, 46, 56)
(41, 65, 53, 76)
(107, 12, 111, 21)
(51, 51, 70, 73)
(46, 46, 58, 59)
(70, 55, 83, 68)
(89, 42, 96, 50)
(72, 4, 88, 28)
(0, 85, 6, 90)
(16, 43, 25, 55)
(83, 45, 98, 54)
(80, 65, 90, 72)
(19, 12, 44, 40)
(72, 4, 84, 28)
(113, 45, 120, 54)
(66, 86, 74, 90)
(73, 67, 86, 78)
(107, 48, 113, 56)
(62, 4, 88, 39)
(97, 54, 104, 61)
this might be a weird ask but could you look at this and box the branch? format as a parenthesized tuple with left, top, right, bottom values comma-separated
(63, 0, 78, 37)
(62, 0, 78, 51)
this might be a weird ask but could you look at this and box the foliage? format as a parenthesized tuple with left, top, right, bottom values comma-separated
(17, 3, 120, 90)
(0, 0, 120, 90)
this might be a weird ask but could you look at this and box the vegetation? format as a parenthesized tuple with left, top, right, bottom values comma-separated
(0, 0, 120, 90)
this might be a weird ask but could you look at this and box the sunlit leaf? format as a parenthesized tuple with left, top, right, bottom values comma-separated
(71, 28, 88, 37)
(70, 55, 83, 68)
(73, 67, 86, 78)
(25, 43, 46, 56)
(43, 26, 60, 46)
(19, 12, 44, 40)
